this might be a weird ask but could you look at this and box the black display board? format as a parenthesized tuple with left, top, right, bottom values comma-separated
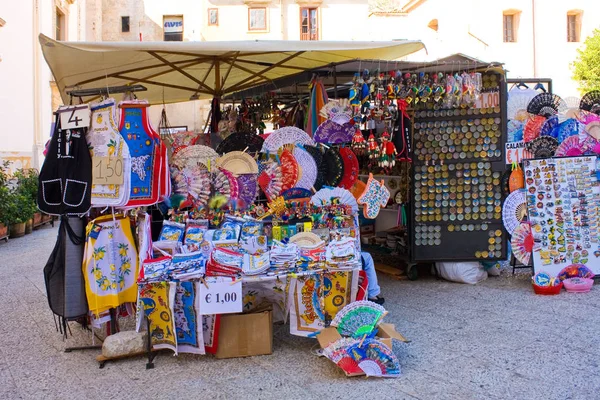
(410, 72, 509, 263)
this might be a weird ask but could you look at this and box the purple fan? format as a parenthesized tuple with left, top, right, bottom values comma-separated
(237, 173, 258, 207)
(314, 120, 355, 144)
(540, 116, 559, 138)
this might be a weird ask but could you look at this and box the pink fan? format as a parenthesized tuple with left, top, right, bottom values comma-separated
(220, 168, 239, 200)
(511, 222, 534, 265)
(554, 136, 583, 157)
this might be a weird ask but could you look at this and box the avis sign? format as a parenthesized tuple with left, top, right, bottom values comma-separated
(199, 278, 242, 315)
(505, 141, 532, 164)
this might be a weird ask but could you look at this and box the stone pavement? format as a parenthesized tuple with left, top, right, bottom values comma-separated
(1, 225, 599, 400)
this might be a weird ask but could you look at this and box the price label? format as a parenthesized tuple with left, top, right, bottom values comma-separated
(59, 106, 90, 130)
(199, 278, 242, 315)
(505, 141, 532, 164)
(475, 90, 500, 109)
(93, 156, 124, 185)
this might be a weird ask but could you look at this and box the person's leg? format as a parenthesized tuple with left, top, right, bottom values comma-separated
(361, 251, 382, 300)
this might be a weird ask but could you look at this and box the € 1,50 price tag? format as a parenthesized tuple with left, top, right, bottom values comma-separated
(199, 278, 242, 315)
(59, 106, 91, 130)
(93, 156, 124, 185)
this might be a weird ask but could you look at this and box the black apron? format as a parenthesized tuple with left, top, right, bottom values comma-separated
(38, 106, 92, 216)
(44, 216, 88, 336)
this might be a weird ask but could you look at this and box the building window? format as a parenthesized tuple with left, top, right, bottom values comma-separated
(300, 8, 318, 40)
(208, 9, 218, 26)
(503, 11, 519, 43)
(567, 11, 582, 42)
(163, 15, 183, 41)
(427, 19, 438, 32)
(121, 16, 130, 33)
(55, 8, 66, 40)
(248, 8, 267, 31)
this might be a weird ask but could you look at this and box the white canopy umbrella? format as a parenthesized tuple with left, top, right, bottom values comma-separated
(39, 34, 425, 104)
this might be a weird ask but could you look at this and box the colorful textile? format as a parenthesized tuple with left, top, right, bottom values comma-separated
(202, 314, 220, 354)
(138, 282, 177, 353)
(82, 215, 139, 315)
(119, 101, 161, 206)
(174, 282, 205, 354)
(243, 276, 290, 323)
(87, 99, 132, 206)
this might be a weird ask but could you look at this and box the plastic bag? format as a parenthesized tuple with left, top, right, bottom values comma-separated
(436, 261, 488, 284)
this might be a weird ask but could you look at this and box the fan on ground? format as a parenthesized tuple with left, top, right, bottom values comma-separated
(330, 300, 387, 338)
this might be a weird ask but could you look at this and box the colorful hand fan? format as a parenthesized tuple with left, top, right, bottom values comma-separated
(511, 222, 533, 265)
(236, 173, 258, 207)
(212, 169, 232, 200)
(539, 115, 559, 138)
(323, 147, 345, 187)
(171, 145, 218, 169)
(279, 149, 299, 191)
(559, 96, 582, 121)
(171, 165, 211, 206)
(523, 115, 546, 143)
(338, 147, 359, 190)
(527, 93, 566, 117)
(579, 90, 600, 115)
(330, 300, 387, 338)
(314, 120, 355, 144)
(216, 151, 259, 175)
(293, 146, 317, 190)
(281, 187, 312, 200)
(220, 168, 239, 200)
(258, 162, 282, 202)
(525, 136, 558, 158)
(311, 187, 359, 213)
(216, 131, 264, 154)
(556, 119, 582, 143)
(555, 136, 583, 157)
(322, 337, 401, 378)
(261, 127, 315, 153)
(585, 121, 600, 141)
(502, 189, 527, 235)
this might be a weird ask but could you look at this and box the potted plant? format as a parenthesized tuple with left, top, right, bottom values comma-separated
(13, 168, 39, 233)
(4, 192, 31, 238)
(0, 161, 10, 241)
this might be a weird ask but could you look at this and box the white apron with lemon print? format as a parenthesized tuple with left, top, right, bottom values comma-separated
(87, 99, 132, 207)
(82, 215, 139, 316)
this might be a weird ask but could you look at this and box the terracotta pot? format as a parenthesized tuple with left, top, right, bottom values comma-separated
(25, 219, 33, 234)
(33, 212, 42, 227)
(9, 222, 26, 238)
(0, 223, 7, 240)
(42, 214, 52, 223)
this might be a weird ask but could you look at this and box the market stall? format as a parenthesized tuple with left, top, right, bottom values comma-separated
(502, 82, 600, 293)
(38, 35, 423, 375)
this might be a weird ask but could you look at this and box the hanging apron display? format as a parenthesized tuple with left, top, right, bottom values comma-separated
(119, 101, 162, 207)
(43, 216, 89, 336)
(82, 214, 140, 316)
(87, 99, 132, 207)
(38, 105, 92, 216)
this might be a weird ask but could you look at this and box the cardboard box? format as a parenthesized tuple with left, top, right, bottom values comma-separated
(316, 323, 409, 377)
(215, 306, 273, 359)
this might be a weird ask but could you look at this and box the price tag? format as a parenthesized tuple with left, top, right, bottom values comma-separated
(505, 141, 532, 164)
(59, 106, 90, 130)
(199, 278, 242, 315)
(93, 156, 125, 185)
(475, 90, 500, 109)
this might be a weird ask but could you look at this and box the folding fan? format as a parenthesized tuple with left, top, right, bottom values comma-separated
(281, 187, 312, 200)
(236, 173, 258, 207)
(171, 145, 219, 169)
(261, 127, 315, 153)
(556, 119, 582, 143)
(507, 92, 535, 121)
(216, 132, 264, 154)
(171, 165, 211, 206)
(511, 222, 533, 265)
(293, 146, 317, 190)
(526, 136, 558, 158)
(330, 300, 387, 338)
(314, 120, 355, 144)
(323, 147, 345, 187)
(502, 189, 527, 235)
(559, 96, 582, 121)
(585, 121, 600, 141)
(580, 90, 600, 115)
(311, 187, 359, 213)
(555, 135, 583, 157)
(346, 338, 401, 378)
(527, 93, 567, 118)
(258, 162, 282, 202)
(279, 149, 299, 191)
(212, 169, 232, 200)
(539, 115, 559, 138)
(220, 168, 239, 200)
(523, 115, 546, 143)
(338, 147, 359, 190)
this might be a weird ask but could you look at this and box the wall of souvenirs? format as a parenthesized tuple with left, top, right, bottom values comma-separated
(502, 87, 600, 279)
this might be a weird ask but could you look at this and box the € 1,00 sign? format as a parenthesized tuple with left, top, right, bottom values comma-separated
(199, 278, 242, 315)
(505, 141, 532, 164)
